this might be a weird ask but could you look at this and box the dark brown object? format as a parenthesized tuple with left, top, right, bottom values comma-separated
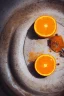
(60, 48, 64, 57)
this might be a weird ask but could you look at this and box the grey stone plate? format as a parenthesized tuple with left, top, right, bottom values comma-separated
(0, 0, 64, 96)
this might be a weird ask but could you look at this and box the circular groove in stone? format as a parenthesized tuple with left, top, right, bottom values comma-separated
(0, 0, 64, 96)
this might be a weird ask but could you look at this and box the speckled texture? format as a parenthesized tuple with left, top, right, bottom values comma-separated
(0, 0, 64, 96)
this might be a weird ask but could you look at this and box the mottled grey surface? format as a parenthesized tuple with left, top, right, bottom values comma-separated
(0, 0, 64, 96)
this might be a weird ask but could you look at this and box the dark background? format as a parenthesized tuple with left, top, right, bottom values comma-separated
(0, 0, 22, 95)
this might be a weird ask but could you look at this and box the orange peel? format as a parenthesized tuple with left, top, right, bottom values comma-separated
(34, 16, 57, 37)
(35, 54, 56, 76)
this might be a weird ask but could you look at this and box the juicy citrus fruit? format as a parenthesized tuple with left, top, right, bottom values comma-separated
(35, 54, 56, 76)
(34, 16, 57, 37)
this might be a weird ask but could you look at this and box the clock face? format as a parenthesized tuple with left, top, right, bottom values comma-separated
(0, 0, 64, 96)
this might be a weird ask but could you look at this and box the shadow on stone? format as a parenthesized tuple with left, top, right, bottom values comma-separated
(27, 62, 46, 78)
(47, 39, 51, 47)
(27, 23, 45, 40)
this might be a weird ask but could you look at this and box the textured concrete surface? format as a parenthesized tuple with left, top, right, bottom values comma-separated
(0, 0, 64, 96)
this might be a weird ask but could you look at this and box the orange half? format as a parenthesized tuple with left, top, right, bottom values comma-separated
(34, 16, 57, 37)
(35, 54, 56, 76)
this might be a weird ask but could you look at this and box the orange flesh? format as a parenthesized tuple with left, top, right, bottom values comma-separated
(34, 16, 57, 37)
(35, 55, 56, 76)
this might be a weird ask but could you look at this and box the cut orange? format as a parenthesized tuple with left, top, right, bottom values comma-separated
(35, 54, 56, 76)
(34, 16, 57, 37)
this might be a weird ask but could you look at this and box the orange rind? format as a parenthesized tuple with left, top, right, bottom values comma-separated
(34, 16, 57, 37)
(35, 54, 56, 76)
